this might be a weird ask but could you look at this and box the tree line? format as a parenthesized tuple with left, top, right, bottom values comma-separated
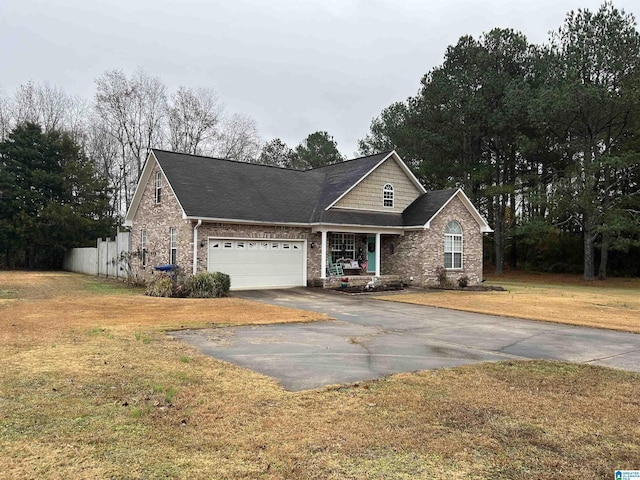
(358, 1, 640, 279)
(2, 2, 638, 277)
(0, 71, 344, 268)
(0, 70, 344, 223)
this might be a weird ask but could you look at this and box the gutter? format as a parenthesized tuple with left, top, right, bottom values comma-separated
(193, 219, 202, 275)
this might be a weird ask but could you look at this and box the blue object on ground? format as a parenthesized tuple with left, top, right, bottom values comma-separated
(154, 264, 178, 272)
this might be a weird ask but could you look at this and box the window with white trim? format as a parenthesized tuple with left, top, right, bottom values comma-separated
(155, 171, 162, 204)
(383, 183, 394, 207)
(330, 233, 355, 263)
(444, 221, 463, 269)
(169, 227, 177, 264)
(140, 229, 147, 265)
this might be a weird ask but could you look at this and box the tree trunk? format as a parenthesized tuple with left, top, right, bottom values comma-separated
(598, 231, 609, 280)
(494, 195, 505, 275)
(583, 217, 596, 281)
(509, 192, 517, 269)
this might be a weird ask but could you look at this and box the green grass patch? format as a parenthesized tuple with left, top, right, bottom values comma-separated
(82, 279, 142, 296)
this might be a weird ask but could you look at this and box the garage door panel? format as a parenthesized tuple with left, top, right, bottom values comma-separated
(207, 239, 305, 290)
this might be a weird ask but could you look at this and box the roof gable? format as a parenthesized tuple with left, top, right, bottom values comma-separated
(331, 154, 423, 213)
(124, 150, 186, 226)
(403, 188, 493, 232)
(324, 151, 426, 210)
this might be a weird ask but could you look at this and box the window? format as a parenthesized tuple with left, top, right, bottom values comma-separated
(330, 233, 355, 263)
(170, 227, 177, 264)
(383, 183, 394, 207)
(140, 229, 147, 266)
(444, 221, 463, 269)
(155, 171, 162, 204)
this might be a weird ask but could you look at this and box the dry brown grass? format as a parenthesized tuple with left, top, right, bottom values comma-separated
(379, 271, 640, 333)
(0, 271, 326, 347)
(2, 271, 640, 479)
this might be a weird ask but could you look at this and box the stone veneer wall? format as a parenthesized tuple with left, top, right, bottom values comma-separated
(195, 224, 322, 282)
(130, 163, 193, 280)
(381, 195, 484, 287)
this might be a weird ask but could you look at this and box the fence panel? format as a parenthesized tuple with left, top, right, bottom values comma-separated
(62, 247, 98, 275)
(63, 231, 130, 279)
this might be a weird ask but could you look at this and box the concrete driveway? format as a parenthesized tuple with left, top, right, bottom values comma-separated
(169, 288, 640, 391)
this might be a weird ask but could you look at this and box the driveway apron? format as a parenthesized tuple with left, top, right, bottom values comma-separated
(168, 288, 640, 391)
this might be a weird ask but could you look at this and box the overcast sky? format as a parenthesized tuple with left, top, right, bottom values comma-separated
(1, 0, 639, 157)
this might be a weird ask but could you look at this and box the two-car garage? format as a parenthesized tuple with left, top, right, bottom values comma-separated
(207, 238, 306, 290)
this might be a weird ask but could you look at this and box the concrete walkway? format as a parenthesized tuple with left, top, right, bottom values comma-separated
(169, 288, 640, 391)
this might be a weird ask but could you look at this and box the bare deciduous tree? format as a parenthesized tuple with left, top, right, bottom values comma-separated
(85, 115, 122, 219)
(8, 81, 86, 141)
(214, 112, 261, 162)
(167, 86, 221, 155)
(94, 68, 167, 211)
(0, 89, 11, 141)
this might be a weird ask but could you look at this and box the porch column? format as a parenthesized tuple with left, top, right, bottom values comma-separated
(320, 230, 327, 279)
(375, 232, 381, 277)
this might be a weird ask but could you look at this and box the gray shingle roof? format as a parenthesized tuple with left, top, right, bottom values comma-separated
(403, 188, 459, 226)
(152, 149, 456, 228)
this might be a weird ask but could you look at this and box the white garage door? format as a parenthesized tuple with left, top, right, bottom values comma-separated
(207, 239, 305, 290)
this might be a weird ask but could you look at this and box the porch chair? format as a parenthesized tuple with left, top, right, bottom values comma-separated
(327, 255, 344, 276)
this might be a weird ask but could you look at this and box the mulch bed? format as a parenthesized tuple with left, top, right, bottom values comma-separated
(429, 285, 506, 291)
(332, 284, 405, 294)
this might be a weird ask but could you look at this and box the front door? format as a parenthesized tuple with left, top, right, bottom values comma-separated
(366, 236, 376, 273)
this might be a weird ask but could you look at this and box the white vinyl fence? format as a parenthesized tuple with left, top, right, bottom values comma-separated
(63, 230, 131, 279)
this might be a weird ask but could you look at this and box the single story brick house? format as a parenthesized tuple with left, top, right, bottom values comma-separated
(124, 149, 492, 289)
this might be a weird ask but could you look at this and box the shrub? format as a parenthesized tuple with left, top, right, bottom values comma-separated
(435, 266, 452, 287)
(145, 273, 174, 297)
(457, 275, 469, 288)
(211, 271, 231, 295)
(187, 271, 231, 298)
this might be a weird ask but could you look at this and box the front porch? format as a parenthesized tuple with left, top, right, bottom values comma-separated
(315, 228, 403, 280)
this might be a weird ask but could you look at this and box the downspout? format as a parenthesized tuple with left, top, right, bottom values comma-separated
(193, 219, 202, 275)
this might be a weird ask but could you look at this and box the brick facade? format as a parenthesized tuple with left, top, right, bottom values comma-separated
(130, 163, 192, 280)
(381, 195, 484, 286)
(194, 224, 322, 281)
(130, 158, 485, 288)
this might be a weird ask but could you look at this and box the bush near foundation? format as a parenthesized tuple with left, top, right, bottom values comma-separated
(144, 273, 175, 297)
(187, 272, 231, 298)
(144, 271, 230, 298)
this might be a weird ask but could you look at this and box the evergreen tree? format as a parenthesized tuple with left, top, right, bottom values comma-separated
(0, 123, 113, 268)
(291, 131, 344, 169)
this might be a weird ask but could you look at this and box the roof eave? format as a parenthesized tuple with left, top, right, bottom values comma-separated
(311, 223, 404, 234)
(422, 189, 493, 232)
(183, 215, 310, 227)
(124, 149, 188, 226)
(124, 151, 156, 226)
(389, 150, 427, 195)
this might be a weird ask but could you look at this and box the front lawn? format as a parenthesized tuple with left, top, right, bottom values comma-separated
(1, 271, 639, 479)
(379, 271, 640, 333)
